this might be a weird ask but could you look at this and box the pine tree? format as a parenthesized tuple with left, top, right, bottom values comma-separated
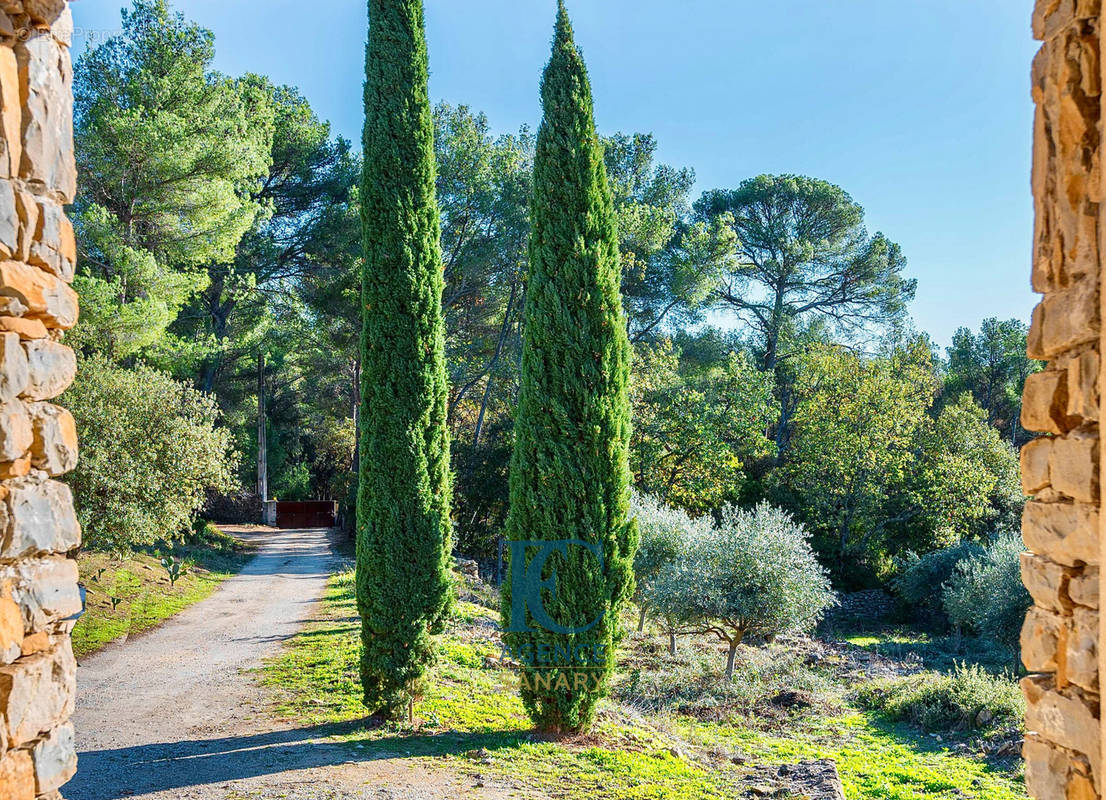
(502, 1, 637, 734)
(357, 0, 453, 718)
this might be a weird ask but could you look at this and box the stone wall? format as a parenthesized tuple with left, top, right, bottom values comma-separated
(0, 2, 80, 799)
(1021, 2, 1105, 799)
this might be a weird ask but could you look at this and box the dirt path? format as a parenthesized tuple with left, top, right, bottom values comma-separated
(68, 527, 517, 800)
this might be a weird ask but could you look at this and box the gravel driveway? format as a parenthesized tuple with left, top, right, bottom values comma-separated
(66, 527, 520, 800)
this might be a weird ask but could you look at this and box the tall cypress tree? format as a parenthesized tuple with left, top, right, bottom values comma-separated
(358, 0, 452, 718)
(502, 1, 637, 734)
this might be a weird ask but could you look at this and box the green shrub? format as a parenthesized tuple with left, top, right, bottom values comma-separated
(652, 502, 836, 679)
(942, 532, 1030, 652)
(616, 638, 835, 720)
(64, 356, 237, 552)
(893, 540, 984, 624)
(856, 663, 1024, 734)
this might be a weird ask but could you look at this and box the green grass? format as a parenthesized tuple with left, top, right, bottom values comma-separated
(679, 713, 1024, 800)
(260, 571, 1029, 800)
(72, 525, 254, 658)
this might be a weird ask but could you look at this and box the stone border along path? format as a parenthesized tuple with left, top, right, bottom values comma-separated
(67, 526, 523, 800)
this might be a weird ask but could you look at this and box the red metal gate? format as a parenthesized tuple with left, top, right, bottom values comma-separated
(275, 501, 338, 529)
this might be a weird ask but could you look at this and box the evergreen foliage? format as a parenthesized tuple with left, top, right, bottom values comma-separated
(502, 2, 637, 734)
(64, 357, 237, 552)
(357, 0, 453, 717)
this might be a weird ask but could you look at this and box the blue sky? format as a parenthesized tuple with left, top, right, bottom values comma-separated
(71, 1, 1039, 349)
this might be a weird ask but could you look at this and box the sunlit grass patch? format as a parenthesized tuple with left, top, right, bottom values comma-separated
(677, 713, 1026, 800)
(262, 570, 1028, 800)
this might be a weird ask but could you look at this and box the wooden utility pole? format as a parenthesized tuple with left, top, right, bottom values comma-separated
(257, 352, 268, 502)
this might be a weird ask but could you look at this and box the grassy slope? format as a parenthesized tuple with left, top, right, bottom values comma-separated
(261, 571, 1028, 800)
(72, 526, 255, 658)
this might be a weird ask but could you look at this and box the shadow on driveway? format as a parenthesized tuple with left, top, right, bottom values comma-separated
(67, 721, 530, 800)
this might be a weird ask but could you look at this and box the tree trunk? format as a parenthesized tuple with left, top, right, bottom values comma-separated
(764, 284, 787, 373)
(638, 607, 647, 634)
(725, 640, 740, 680)
(668, 631, 677, 656)
(496, 536, 504, 586)
(201, 285, 231, 395)
(257, 352, 268, 502)
(472, 276, 518, 451)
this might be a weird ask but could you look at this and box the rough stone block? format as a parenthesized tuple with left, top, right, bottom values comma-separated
(1022, 605, 1065, 673)
(0, 582, 19, 664)
(1067, 349, 1100, 420)
(0, 317, 44, 341)
(23, 0, 65, 28)
(1038, 281, 1099, 358)
(1022, 553, 1074, 613)
(1033, 0, 1104, 41)
(0, 455, 32, 481)
(1066, 606, 1098, 691)
(1068, 773, 1099, 800)
(0, 476, 78, 559)
(1029, 300, 1048, 356)
(20, 339, 73, 401)
(27, 200, 71, 282)
(0, 332, 26, 404)
(1022, 676, 1101, 789)
(27, 402, 73, 476)
(1023, 437, 1054, 494)
(1023, 501, 1099, 566)
(0, 46, 20, 182)
(0, 179, 17, 261)
(0, 398, 30, 463)
(49, 4, 71, 48)
(18, 630, 45, 656)
(1024, 370, 1070, 435)
(15, 32, 74, 202)
(0, 298, 25, 319)
(7, 556, 79, 632)
(1069, 566, 1099, 608)
(0, 639, 74, 746)
(0, 261, 75, 330)
(1024, 737, 1072, 800)
(31, 720, 74, 794)
(0, 747, 34, 800)
(14, 189, 36, 264)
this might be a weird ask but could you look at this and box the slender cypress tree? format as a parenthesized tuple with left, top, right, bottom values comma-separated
(502, 1, 637, 734)
(357, 0, 452, 718)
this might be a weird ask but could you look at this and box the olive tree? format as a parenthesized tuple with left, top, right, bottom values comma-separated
(892, 540, 984, 625)
(629, 492, 709, 648)
(652, 503, 836, 679)
(943, 532, 1030, 658)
